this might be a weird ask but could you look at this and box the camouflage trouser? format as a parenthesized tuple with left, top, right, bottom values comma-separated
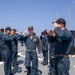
(1, 50, 11, 75)
(55, 57, 70, 75)
(12, 47, 18, 65)
(49, 52, 55, 75)
(0, 48, 2, 61)
(42, 50, 48, 64)
(25, 51, 38, 75)
(0, 51, 1, 61)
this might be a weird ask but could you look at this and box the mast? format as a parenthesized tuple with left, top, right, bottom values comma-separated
(56, 9, 58, 20)
(68, 8, 70, 30)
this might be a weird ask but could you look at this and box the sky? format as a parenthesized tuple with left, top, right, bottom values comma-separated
(0, 0, 75, 36)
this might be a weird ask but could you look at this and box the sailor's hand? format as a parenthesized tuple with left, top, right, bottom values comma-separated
(22, 30, 28, 35)
(49, 30, 53, 36)
(53, 23, 58, 27)
(38, 54, 40, 58)
(52, 31, 56, 37)
(16, 31, 18, 34)
(52, 56, 55, 58)
(11, 30, 13, 34)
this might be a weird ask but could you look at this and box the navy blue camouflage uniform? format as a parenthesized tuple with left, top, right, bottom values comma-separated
(0, 32, 3, 61)
(48, 36, 55, 75)
(1, 34, 13, 75)
(50, 27, 72, 75)
(19, 34, 40, 75)
(11, 34, 18, 65)
(41, 35, 48, 65)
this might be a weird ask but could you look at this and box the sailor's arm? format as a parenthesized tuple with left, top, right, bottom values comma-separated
(37, 37, 41, 58)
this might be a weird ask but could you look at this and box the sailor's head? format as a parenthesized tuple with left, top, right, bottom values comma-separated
(0, 28, 4, 33)
(28, 26, 34, 35)
(11, 29, 17, 34)
(53, 18, 66, 29)
(5, 27, 11, 35)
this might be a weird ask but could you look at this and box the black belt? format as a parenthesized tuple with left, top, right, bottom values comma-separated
(26, 49, 36, 52)
(54, 54, 68, 58)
